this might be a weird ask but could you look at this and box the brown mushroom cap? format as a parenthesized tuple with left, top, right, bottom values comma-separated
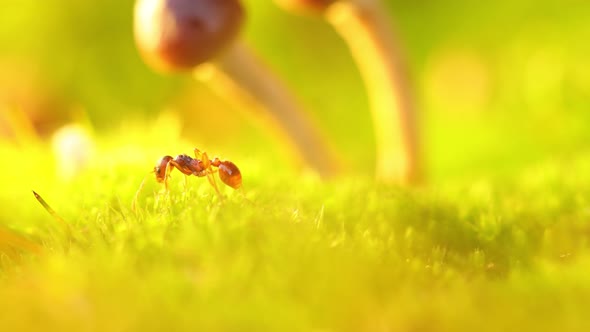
(274, 0, 338, 13)
(134, 0, 245, 72)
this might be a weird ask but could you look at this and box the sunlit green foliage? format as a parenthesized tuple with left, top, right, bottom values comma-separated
(1, 129, 590, 330)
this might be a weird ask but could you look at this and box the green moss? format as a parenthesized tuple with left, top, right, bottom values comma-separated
(1, 130, 590, 332)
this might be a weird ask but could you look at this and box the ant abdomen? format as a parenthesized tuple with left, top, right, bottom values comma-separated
(218, 161, 242, 189)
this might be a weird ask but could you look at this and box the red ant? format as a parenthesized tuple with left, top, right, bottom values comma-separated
(155, 148, 241, 193)
(132, 148, 241, 210)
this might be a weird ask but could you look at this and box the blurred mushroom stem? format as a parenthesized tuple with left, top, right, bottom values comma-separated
(0, 106, 40, 144)
(326, 1, 421, 184)
(194, 41, 341, 178)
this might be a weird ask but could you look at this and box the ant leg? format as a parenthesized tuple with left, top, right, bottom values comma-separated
(183, 174, 189, 191)
(204, 154, 224, 200)
(206, 171, 223, 200)
(163, 161, 173, 191)
(193, 148, 204, 161)
(195, 149, 223, 200)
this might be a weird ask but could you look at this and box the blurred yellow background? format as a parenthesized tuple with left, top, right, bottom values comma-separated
(1, 0, 589, 181)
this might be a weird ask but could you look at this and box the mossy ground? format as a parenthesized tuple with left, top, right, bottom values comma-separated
(1, 126, 590, 332)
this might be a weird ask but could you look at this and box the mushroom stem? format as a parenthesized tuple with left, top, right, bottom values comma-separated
(326, 1, 420, 184)
(194, 41, 340, 177)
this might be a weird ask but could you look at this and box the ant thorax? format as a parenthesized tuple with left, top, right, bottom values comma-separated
(174, 154, 206, 174)
(174, 154, 194, 164)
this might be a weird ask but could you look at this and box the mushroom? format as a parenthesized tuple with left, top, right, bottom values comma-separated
(275, 0, 421, 184)
(134, 0, 340, 178)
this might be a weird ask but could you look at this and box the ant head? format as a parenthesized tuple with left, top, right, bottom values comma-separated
(154, 155, 174, 182)
(218, 161, 242, 189)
